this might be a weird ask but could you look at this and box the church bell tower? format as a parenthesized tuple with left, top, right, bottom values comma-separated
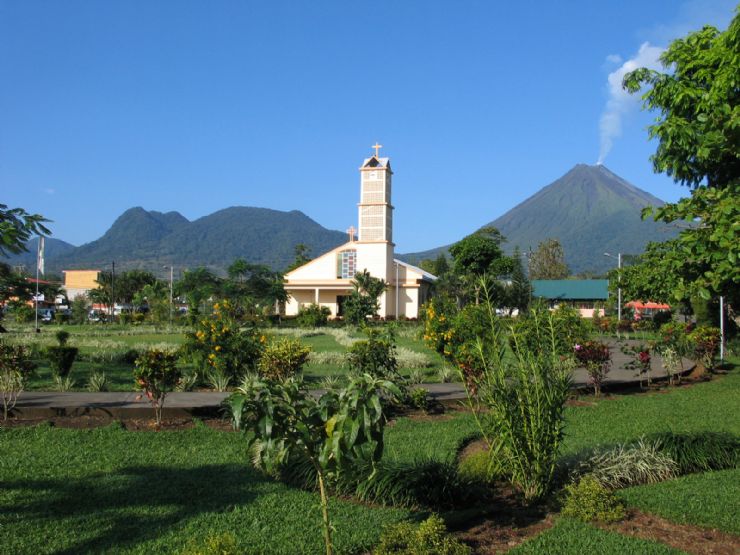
(358, 143, 394, 244)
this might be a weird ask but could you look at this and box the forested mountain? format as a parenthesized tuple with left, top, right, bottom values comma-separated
(401, 164, 679, 275)
(3, 206, 348, 274)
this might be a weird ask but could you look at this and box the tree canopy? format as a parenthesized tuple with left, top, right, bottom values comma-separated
(623, 8, 739, 303)
(528, 238, 569, 280)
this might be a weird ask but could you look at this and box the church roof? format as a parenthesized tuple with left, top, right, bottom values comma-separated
(393, 259, 437, 282)
(361, 156, 391, 169)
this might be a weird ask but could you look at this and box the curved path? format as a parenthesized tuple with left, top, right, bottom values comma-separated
(9, 339, 693, 419)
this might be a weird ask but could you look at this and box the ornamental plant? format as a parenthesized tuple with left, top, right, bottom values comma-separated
(258, 338, 311, 382)
(621, 343, 653, 388)
(45, 329, 79, 391)
(688, 325, 721, 371)
(573, 341, 611, 396)
(134, 349, 181, 426)
(511, 302, 590, 359)
(460, 279, 573, 503)
(0, 342, 35, 420)
(184, 299, 263, 381)
(228, 374, 400, 555)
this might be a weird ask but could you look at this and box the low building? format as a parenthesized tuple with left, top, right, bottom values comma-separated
(531, 279, 609, 318)
(284, 148, 436, 320)
(63, 270, 101, 300)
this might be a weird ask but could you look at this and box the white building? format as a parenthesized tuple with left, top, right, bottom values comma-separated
(284, 147, 436, 319)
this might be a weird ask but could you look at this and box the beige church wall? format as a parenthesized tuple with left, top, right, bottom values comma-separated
(286, 244, 350, 281)
(353, 242, 393, 282)
(285, 290, 315, 316)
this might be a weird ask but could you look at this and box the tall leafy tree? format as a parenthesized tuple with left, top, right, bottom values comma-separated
(528, 238, 569, 280)
(624, 9, 739, 303)
(285, 243, 312, 272)
(449, 226, 512, 304)
(505, 247, 532, 314)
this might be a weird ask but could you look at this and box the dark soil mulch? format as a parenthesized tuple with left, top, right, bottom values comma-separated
(1, 415, 233, 431)
(599, 509, 740, 555)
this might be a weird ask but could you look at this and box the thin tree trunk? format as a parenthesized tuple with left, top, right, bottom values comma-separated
(317, 471, 333, 555)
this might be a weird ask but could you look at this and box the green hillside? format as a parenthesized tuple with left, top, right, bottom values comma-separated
(3, 206, 347, 274)
(402, 164, 678, 275)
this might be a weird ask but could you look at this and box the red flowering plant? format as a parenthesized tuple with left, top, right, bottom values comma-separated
(573, 341, 611, 396)
(621, 343, 653, 388)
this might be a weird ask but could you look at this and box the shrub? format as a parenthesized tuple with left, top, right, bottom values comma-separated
(573, 340, 611, 396)
(373, 514, 471, 555)
(55, 330, 70, 346)
(511, 303, 590, 359)
(457, 448, 501, 486)
(205, 367, 231, 392)
(183, 300, 263, 379)
(409, 388, 429, 411)
(46, 346, 79, 379)
(561, 476, 626, 523)
(437, 365, 455, 383)
(296, 303, 331, 327)
(180, 532, 238, 555)
(133, 349, 181, 425)
(469, 285, 573, 503)
(0, 343, 35, 420)
(258, 338, 311, 382)
(649, 431, 740, 474)
(688, 325, 721, 369)
(346, 327, 401, 381)
(570, 439, 678, 490)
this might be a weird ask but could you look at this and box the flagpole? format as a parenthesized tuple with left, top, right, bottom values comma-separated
(34, 238, 40, 332)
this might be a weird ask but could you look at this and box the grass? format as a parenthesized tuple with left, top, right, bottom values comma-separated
(617, 468, 740, 534)
(6, 322, 445, 391)
(509, 517, 686, 554)
(0, 423, 410, 554)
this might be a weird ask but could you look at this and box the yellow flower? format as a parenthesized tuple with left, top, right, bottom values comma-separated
(214, 345, 222, 352)
(260, 335, 267, 343)
(208, 353, 216, 359)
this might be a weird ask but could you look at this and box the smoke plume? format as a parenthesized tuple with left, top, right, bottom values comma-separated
(597, 42, 664, 164)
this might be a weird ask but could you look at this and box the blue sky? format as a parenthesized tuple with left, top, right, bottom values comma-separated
(1, 0, 736, 253)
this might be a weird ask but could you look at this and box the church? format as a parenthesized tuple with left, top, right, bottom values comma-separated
(284, 146, 436, 320)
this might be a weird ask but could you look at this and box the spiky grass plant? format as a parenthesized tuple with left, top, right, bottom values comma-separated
(407, 368, 427, 385)
(206, 368, 231, 392)
(87, 371, 108, 392)
(571, 439, 678, 490)
(649, 431, 739, 474)
(463, 280, 573, 503)
(437, 365, 456, 383)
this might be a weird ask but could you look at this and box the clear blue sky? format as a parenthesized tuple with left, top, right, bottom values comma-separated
(1, 0, 735, 253)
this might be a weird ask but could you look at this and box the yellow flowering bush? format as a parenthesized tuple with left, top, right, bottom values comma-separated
(184, 299, 263, 379)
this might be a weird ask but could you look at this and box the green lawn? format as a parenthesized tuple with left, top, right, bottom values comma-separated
(0, 424, 410, 555)
(510, 517, 686, 555)
(618, 468, 740, 534)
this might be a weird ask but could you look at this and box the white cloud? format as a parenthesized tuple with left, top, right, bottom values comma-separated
(597, 42, 664, 165)
(605, 54, 623, 65)
(42, 187, 56, 195)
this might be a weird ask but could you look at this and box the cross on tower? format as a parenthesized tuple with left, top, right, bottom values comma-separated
(372, 142, 383, 158)
(346, 226, 356, 242)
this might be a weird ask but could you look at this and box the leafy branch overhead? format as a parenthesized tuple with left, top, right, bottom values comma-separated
(622, 10, 739, 302)
(0, 204, 50, 257)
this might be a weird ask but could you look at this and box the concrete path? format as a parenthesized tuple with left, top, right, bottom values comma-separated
(9, 340, 692, 419)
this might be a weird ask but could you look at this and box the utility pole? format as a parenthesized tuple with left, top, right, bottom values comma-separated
(604, 252, 622, 321)
(111, 261, 115, 322)
(168, 265, 174, 328)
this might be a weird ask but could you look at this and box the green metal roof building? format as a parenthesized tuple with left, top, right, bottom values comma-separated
(531, 279, 609, 301)
(531, 279, 609, 317)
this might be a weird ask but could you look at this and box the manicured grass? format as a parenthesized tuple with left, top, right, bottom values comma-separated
(562, 366, 740, 456)
(0, 424, 409, 554)
(509, 517, 686, 554)
(617, 468, 740, 534)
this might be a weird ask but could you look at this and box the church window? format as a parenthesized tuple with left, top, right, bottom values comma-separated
(337, 250, 357, 279)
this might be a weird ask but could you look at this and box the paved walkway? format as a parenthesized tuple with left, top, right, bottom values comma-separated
(11, 343, 693, 419)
